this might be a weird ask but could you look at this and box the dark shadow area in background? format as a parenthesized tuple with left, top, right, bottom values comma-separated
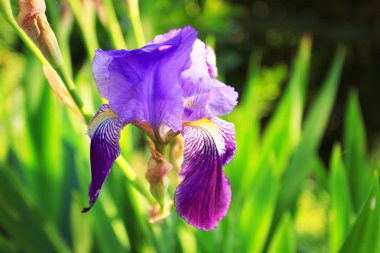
(223, 0, 380, 162)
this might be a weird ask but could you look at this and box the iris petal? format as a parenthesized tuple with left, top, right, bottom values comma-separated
(183, 79, 238, 121)
(82, 104, 125, 212)
(175, 118, 232, 230)
(92, 26, 197, 132)
(181, 40, 238, 121)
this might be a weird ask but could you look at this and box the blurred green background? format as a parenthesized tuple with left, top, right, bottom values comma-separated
(0, 0, 379, 252)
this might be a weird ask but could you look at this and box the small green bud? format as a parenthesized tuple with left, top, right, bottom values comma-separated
(145, 141, 173, 205)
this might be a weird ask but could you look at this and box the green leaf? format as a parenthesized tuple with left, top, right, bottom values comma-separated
(268, 213, 295, 253)
(243, 34, 311, 188)
(70, 193, 93, 253)
(0, 167, 70, 253)
(34, 84, 65, 223)
(270, 45, 346, 238)
(92, 193, 129, 253)
(313, 157, 329, 192)
(227, 50, 262, 188)
(329, 144, 353, 253)
(339, 174, 379, 253)
(344, 90, 371, 211)
(0, 234, 15, 252)
(240, 162, 278, 253)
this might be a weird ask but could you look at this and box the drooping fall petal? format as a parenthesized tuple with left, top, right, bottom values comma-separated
(175, 118, 235, 230)
(211, 117, 236, 165)
(82, 104, 125, 212)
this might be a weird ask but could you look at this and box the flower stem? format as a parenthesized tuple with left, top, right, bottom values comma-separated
(103, 0, 127, 49)
(125, 0, 146, 47)
(66, 0, 99, 58)
(116, 156, 156, 205)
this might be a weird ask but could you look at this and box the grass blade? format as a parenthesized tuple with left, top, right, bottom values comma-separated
(0, 167, 70, 253)
(270, 45, 346, 240)
(344, 90, 371, 212)
(240, 162, 278, 253)
(268, 213, 295, 253)
(257, 35, 311, 179)
(329, 144, 353, 253)
(339, 173, 379, 253)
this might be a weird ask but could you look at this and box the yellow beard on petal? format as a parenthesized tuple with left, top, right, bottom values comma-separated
(183, 118, 225, 155)
(88, 109, 119, 138)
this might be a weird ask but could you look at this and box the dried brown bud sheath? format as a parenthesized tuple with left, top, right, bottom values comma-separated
(18, 0, 63, 67)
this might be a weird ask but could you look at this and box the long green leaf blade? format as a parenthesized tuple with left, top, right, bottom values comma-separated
(271, 45, 346, 233)
(268, 213, 295, 253)
(339, 174, 379, 253)
(0, 168, 70, 253)
(240, 163, 278, 253)
(344, 90, 371, 212)
(329, 144, 353, 253)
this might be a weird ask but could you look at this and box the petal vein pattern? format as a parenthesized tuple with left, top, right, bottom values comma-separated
(211, 117, 236, 165)
(83, 104, 125, 212)
(175, 118, 232, 230)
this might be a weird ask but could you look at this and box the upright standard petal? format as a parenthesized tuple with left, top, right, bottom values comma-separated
(175, 118, 234, 230)
(181, 40, 238, 121)
(93, 26, 198, 132)
(82, 104, 125, 212)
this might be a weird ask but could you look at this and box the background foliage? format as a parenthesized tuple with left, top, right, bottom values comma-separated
(0, 0, 379, 252)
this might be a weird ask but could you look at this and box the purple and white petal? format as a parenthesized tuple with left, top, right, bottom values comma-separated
(175, 118, 232, 231)
(211, 117, 236, 165)
(180, 40, 238, 121)
(149, 28, 181, 44)
(182, 79, 238, 121)
(82, 104, 125, 212)
(206, 45, 218, 78)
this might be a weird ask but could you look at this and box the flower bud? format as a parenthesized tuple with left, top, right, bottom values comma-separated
(145, 141, 173, 205)
(169, 134, 184, 178)
(17, 0, 63, 67)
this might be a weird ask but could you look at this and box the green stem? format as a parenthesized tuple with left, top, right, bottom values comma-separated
(55, 66, 92, 122)
(103, 0, 127, 49)
(3, 15, 91, 124)
(67, 0, 99, 58)
(153, 142, 170, 209)
(125, 0, 146, 47)
(116, 157, 156, 205)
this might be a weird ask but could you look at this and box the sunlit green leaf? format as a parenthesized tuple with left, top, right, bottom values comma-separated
(268, 213, 295, 253)
(227, 50, 262, 189)
(339, 174, 379, 253)
(270, 45, 346, 237)
(242, 35, 311, 190)
(71, 193, 93, 253)
(344, 90, 371, 212)
(240, 162, 278, 253)
(329, 144, 353, 253)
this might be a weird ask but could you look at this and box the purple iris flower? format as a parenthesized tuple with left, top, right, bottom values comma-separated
(82, 26, 238, 231)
